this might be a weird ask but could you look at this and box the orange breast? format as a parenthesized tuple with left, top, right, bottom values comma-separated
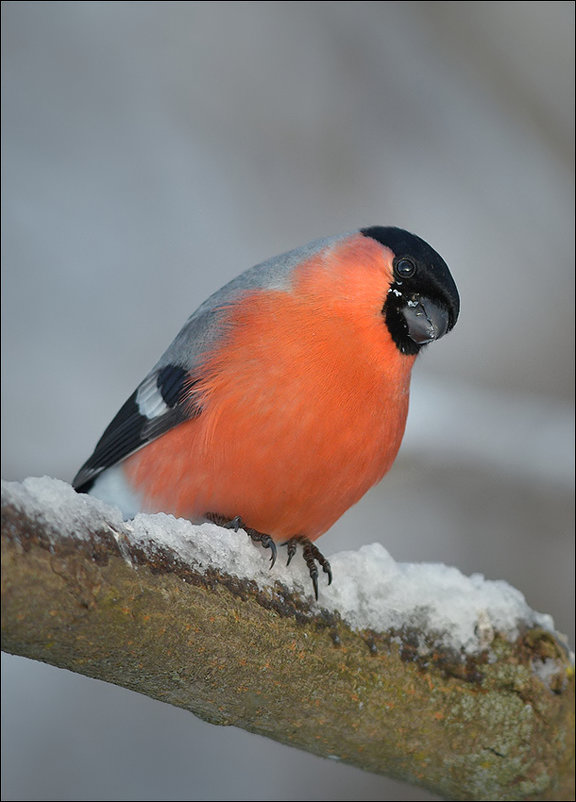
(125, 235, 416, 540)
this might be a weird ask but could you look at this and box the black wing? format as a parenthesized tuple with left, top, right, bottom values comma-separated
(73, 364, 203, 492)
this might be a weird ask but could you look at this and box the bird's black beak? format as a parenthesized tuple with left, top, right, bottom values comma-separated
(402, 297, 450, 345)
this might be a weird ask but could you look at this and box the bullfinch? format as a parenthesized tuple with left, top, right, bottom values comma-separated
(74, 227, 460, 598)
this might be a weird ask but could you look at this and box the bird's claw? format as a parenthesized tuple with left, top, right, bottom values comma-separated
(223, 515, 242, 533)
(245, 525, 277, 568)
(285, 539, 298, 567)
(206, 513, 277, 568)
(206, 515, 332, 596)
(282, 536, 332, 600)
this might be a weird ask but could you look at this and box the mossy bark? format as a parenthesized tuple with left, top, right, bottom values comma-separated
(1, 489, 573, 801)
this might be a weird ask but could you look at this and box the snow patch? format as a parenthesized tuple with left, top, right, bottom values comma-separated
(2, 476, 560, 658)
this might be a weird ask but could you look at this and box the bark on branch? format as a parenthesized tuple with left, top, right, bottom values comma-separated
(1, 478, 573, 801)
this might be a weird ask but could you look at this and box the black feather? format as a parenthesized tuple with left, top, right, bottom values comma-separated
(73, 366, 203, 492)
(157, 364, 189, 407)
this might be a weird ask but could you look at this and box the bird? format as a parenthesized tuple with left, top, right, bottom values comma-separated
(74, 227, 460, 598)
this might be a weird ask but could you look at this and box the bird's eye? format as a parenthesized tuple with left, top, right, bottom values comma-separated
(394, 257, 417, 279)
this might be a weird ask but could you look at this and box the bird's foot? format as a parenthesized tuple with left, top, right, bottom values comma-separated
(283, 536, 332, 601)
(206, 513, 277, 568)
(205, 515, 331, 599)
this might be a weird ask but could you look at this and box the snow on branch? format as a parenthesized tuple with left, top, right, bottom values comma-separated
(1, 477, 574, 801)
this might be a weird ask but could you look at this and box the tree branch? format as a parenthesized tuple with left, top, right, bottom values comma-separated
(1, 478, 573, 801)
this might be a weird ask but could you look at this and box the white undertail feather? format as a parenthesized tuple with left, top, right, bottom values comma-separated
(89, 464, 143, 519)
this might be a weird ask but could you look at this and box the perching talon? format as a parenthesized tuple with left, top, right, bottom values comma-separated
(282, 536, 332, 600)
(206, 513, 277, 568)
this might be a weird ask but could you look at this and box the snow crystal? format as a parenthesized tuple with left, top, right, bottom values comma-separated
(2, 475, 126, 539)
(1, 476, 559, 657)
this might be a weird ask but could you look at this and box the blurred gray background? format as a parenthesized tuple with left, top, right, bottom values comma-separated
(1, 2, 574, 800)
